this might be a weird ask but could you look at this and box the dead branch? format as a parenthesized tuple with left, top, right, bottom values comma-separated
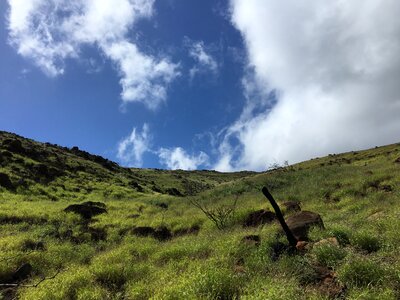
(261, 187, 297, 247)
(190, 194, 239, 230)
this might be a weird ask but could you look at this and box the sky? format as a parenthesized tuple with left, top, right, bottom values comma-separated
(1, 0, 400, 171)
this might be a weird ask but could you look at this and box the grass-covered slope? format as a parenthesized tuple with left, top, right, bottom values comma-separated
(0, 130, 256, 200)
(1, 131, 400, 299)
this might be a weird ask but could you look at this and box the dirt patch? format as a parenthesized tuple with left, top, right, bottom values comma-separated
(131, 226, 172, 241)
(308, 265, 346, 299)
(0, 263, 32, 285)
(64, 201, 107, 219)
(243, 209, 276, 227)
(173, 224, 200, 236)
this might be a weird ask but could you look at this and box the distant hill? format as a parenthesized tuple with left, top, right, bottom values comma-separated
(0, 131, 256, 199)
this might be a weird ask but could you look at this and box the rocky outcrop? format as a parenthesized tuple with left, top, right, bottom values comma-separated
(285, 211, 324, 241)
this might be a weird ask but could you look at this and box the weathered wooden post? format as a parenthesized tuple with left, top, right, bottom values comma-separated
(262, 187, 298, 248)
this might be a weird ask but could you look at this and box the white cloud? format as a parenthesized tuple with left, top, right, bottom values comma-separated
(215, 0, 400, 171)
(188, 41, 218, 78)
(117, 124, 151, 167)
(104, 41, 179, 110)
(7, 0, 179, 109)
(158, 147, 209, 170)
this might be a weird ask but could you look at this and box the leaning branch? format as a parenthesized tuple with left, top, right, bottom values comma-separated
(261, 187, 297, 247)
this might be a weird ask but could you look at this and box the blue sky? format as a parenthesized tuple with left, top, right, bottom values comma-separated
(1, 0, 400, 171)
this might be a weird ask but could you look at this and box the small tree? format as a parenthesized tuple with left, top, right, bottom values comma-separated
(190, 195, 239, 230)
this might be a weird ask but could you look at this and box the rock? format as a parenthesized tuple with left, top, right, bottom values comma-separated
(2, 139, 24, 154)
(314, 237, 339, 248)
(0, 172, 13, 190)
(132, 226, 155, 237)
(165, 187, 183, 197)
(64, 201, 107, 219)
(367, 211, 385, 221)
(32, 164, 63, 182)
(285, 211, 324, 241)
(312, 265, 346, 298)
(243, 209, 276, 227)
(296, 240, 309, 251)
(153, 226, 172, 241)
(173, 224, 200, 236)
(131, 226, 172, 241)
(282, 201, 301, 213)
(241, 235, 261, 246)
(82, 201, 106, 208)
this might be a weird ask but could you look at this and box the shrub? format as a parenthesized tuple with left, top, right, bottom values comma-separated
(338, 257, 386, 287)
(189, 195, 239, 230)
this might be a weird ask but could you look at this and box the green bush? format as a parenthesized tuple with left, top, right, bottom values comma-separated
(338, 257, 386, 287)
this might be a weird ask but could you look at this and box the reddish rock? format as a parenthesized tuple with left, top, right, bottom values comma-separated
(285, 211, 324, 241)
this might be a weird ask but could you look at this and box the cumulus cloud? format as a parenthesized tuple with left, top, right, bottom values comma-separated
(117, 124, 151, 167)
(187, 41, 218, 78)
(7, 0, 179, 109)
(215, 0, 400, 171)
(158, 147, 209, 170)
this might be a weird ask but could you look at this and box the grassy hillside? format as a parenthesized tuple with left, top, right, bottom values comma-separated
(1, 131, 400, 299)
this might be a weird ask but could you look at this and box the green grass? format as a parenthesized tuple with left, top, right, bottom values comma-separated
(1, 131, 400, 299)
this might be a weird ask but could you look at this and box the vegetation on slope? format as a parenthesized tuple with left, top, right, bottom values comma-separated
(1, 131, 400, 299)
